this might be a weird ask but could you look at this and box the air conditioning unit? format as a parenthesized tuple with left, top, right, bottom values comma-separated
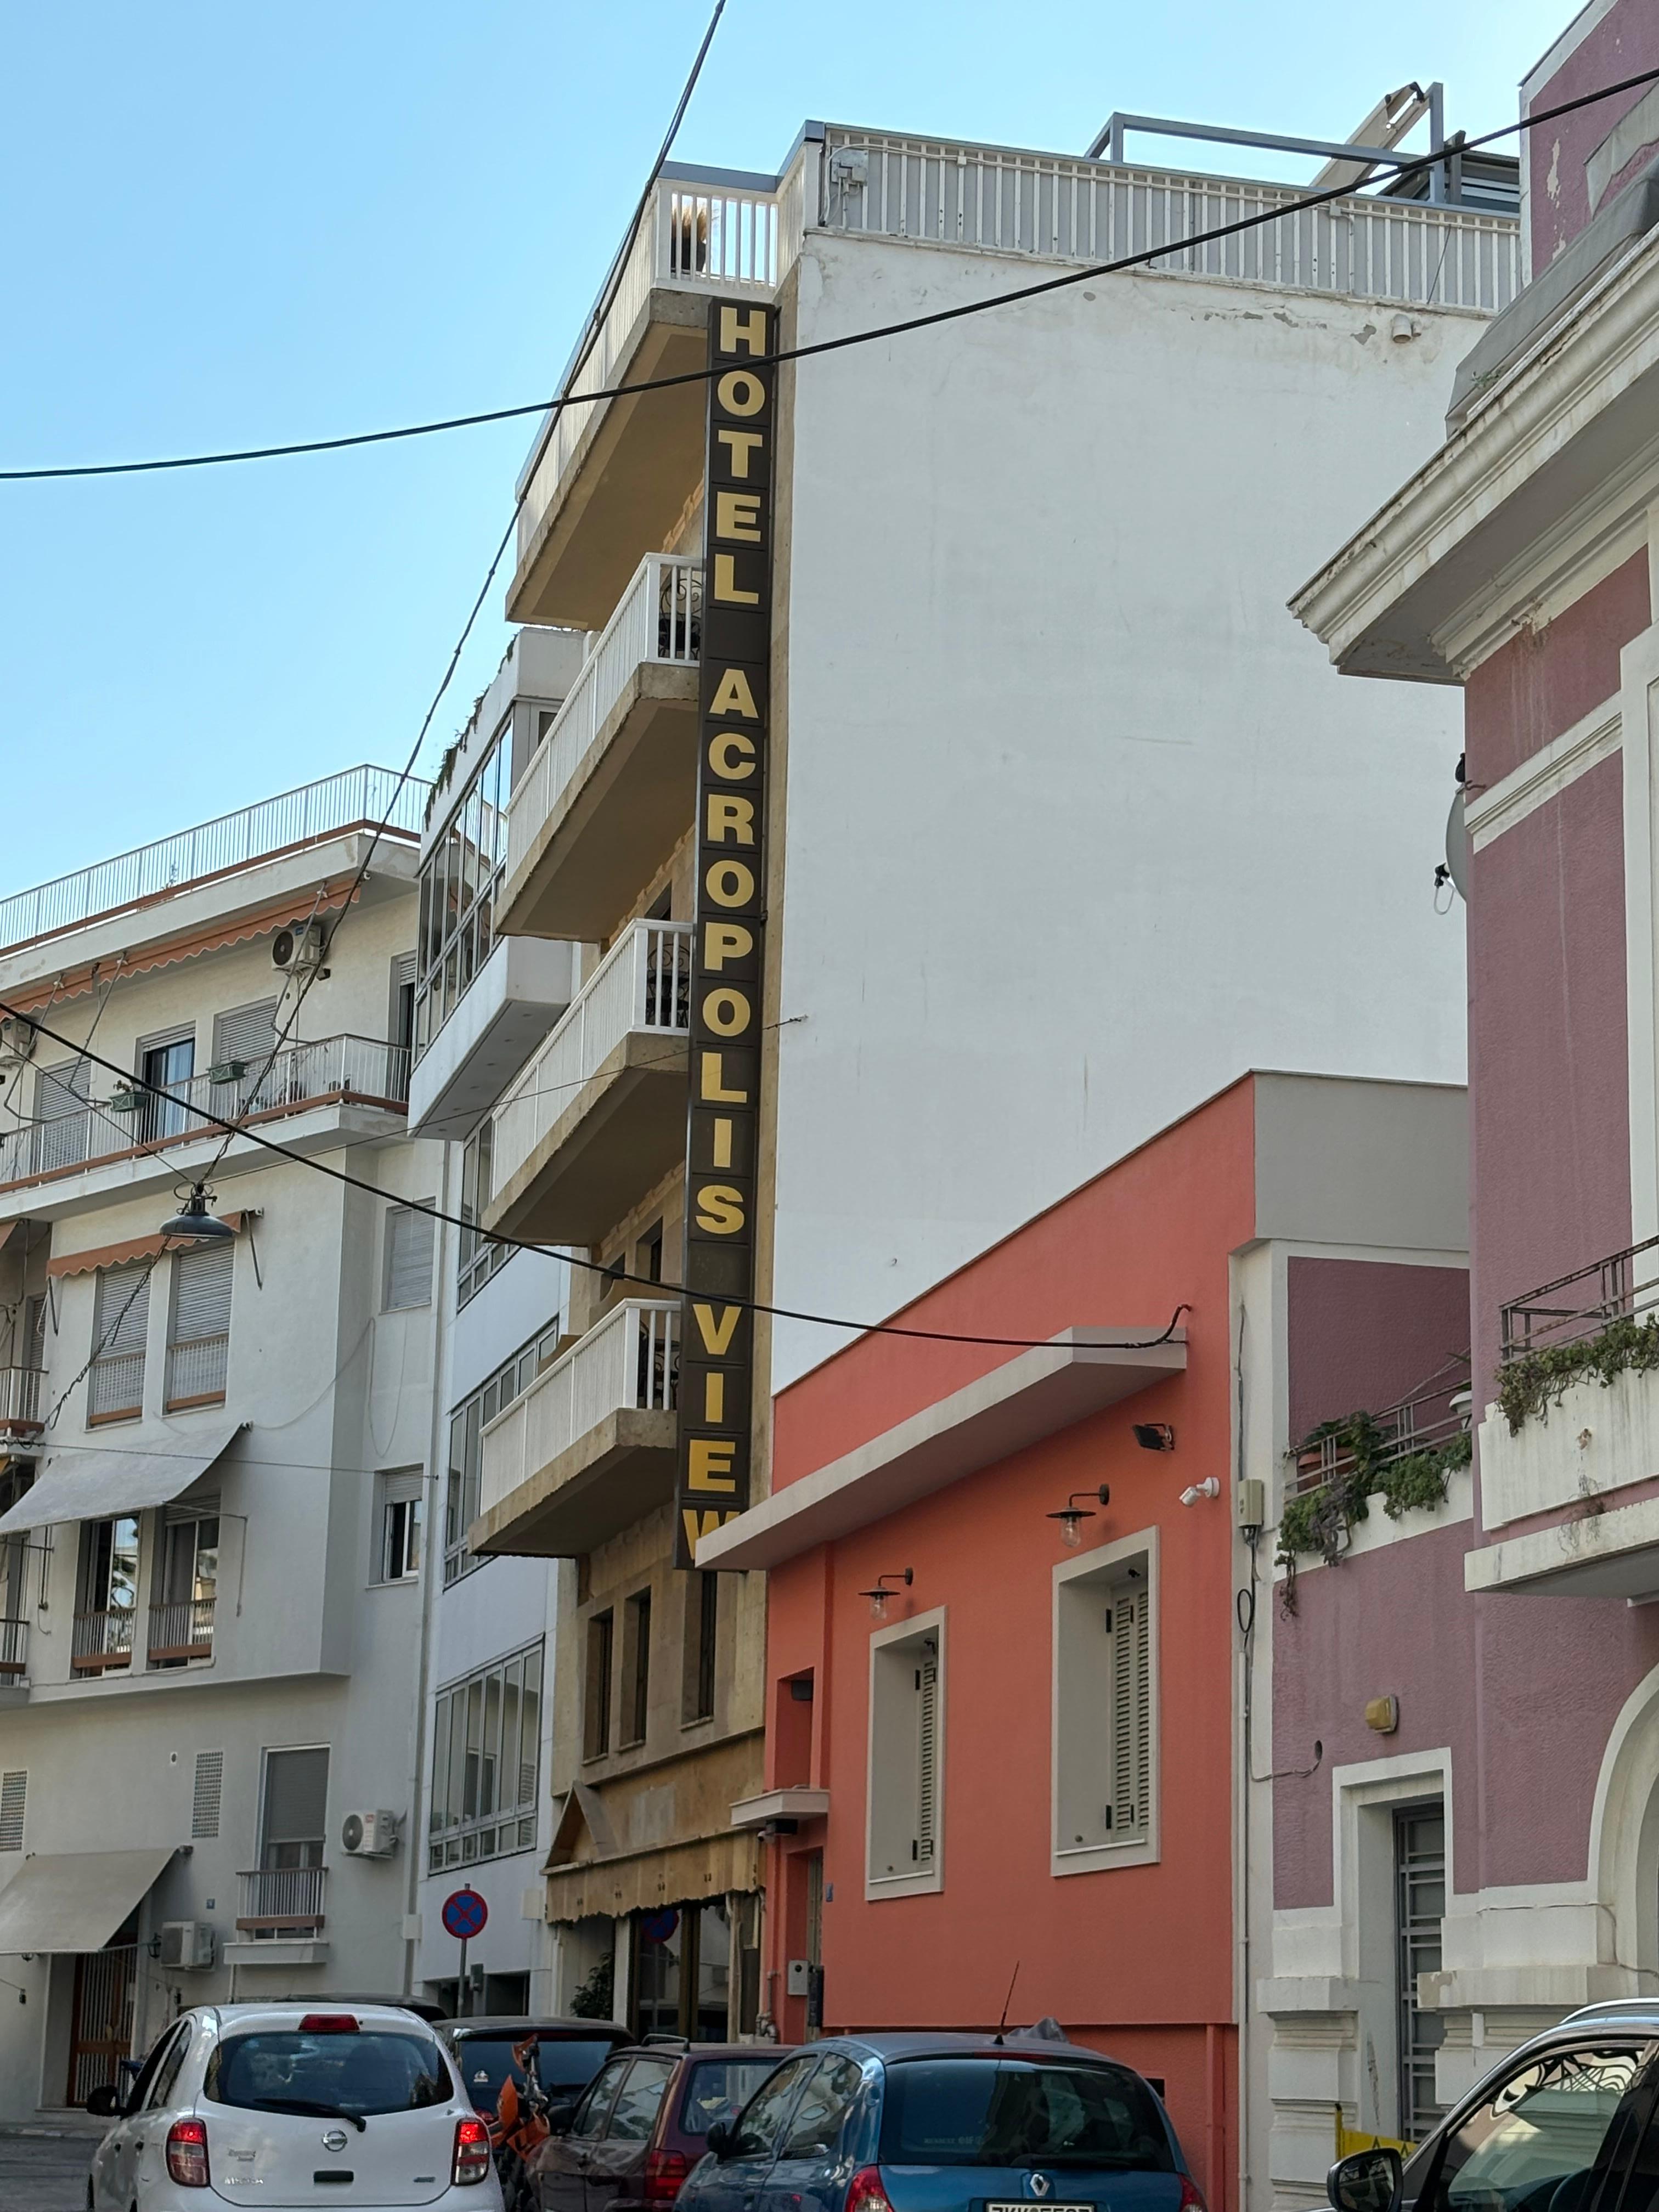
(271, 920, 328, 975)
(0, 1014, 38, 1064)
(159, 1921, 215, 1972)
(341, 1809, 400, 1858)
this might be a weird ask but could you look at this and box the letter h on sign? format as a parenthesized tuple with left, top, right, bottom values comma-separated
(675, 298, 776, 1568)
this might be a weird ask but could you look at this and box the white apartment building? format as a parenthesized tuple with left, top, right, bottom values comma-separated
(0, 769, 445, 2120)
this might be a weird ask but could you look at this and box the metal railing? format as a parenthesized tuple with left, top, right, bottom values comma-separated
(517, 172, 781, 556)
(0, 1367, 43, 1431)
(147, 1596, 215, 1665)
(819, 128, 1520, 313)
(1500, 1236, 1659, 1363)
(236, 1865, 328, 1932)
(481, 1299, 680, 1523)
(490, 922, 691, 1200)
(506, 553, 701, 887)
(0, 1617, 27, 1676)
(71, 1608, 136, 1670)
(88, 1350, 145, 1425)
(1292, 1376, 1472, 1496)
(0, 1034, 410, 1193)
(165, 1335, 229, 1410)
(0, 766, 428, 955)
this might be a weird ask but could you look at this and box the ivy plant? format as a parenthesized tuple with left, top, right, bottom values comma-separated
(1497, 1313, 1659, 1436)
(1277, 1412, 1469, 1615)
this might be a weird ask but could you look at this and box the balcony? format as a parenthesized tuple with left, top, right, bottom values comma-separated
(235, 1865, 328, 1935)
(0, 1617, 26, 1678)
(486, 921, 691, 1245)
(1471, 1238, 1659, 1597)
(0, 1034, 409, 1223)
(1290, 1378, 1471, 1497)
(473, 1299, 679, 1559)
(407, 934, 580, 1141)
(509, 168, 788, 630)
(71, 1608, 135, 1673)
(498, 554, 701, 943)
(0, 1367, 44, 1452)
(147, 1596, 215, 1667)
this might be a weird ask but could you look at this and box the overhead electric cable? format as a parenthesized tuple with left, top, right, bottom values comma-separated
(3, 61, 1658, 484)
(0, 1001, 1189, 1353)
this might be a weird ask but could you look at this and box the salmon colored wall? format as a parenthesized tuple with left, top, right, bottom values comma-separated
(761, 1078, 1258, 2209)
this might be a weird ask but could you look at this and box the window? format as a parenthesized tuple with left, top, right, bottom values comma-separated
(682, 1572, 719, 1724)
(682, 2055, 789, 2138)
(150, 1505, 218, 1667)
(207, 2028, 448, 2117)
(877, 2058, 1175, 2169)
(730, 2054, 819, 2158)
(261, 1746, 329, 1869)
(415, 717, 511, 1059)
(166, 1239, 233, 1409)
(191, 1751, 223, 1839)
(34, 1057, 90, 1172)
(444, 1316, 563, 1585)
(390, 951, 417, 1060)
(584, 1612, 614, 1761)
(457, 1121, 509, 1306)
(606, 2058, 675, 2142)
(427, 1641, 543, 1872)
(209, 1001, 280, 1113)
(1417, 2047, 1649, 2212)
(383, 1204, 436, 1311)
(1053, 1536, 1158, 1875)
(0, 1770, 25, 1852)
(137, 1030, 196, 1145)
(621, 1590, 651, 1748)
(149, 2020, 193, 2109)
(73, 1516, 140, 1670)
(779, 2056, 866, 2159)
(377, 1470, 424, 1583)
(866, 1610, 945, 1898)
(640, 1221, 665, 1283)
(89, 1261, 150, 1423)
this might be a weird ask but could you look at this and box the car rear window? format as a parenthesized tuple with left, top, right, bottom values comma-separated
(878, 2060, 1174, 2170)
(205, 2031, 450, 2119)
(680, 2058, 789, 2137)
(456, 2035, 618, 2109)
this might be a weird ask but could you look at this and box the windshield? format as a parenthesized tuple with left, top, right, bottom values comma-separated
(456, 2036, 618, 2111)
(879, 2061, 1175, 2171)
(206, 2031, 451, 2119)
(682, 2058, 789, 2137)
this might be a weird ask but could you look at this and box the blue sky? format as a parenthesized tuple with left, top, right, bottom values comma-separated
(2, 0, 1566, 892)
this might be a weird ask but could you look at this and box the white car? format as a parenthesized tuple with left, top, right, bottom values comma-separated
(86, 2000, 504, 2210)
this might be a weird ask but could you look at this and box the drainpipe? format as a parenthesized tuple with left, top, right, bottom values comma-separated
(403, 1140, 455, 1995)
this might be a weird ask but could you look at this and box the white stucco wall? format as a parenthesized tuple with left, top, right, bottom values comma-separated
(770, 232, 1474, 1385)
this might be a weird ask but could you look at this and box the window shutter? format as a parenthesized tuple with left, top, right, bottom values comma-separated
(94, 1263, 151, 1358)
(391, 951, 417, 990)
(191, 1751, 223, 1839)
(262, 1747, 329, 1850)
(36, 1059, 89, 1171)
(379, 1469, 424, 1506)
(211, 1000, 279, 1073)
(0, 1770, 24, 1852)
(384, 1205, 435, 1310)
(915, 1652, 939, 1864)
(1110, 1591, 1151, 1836)
(171, 1242, 234, 1347)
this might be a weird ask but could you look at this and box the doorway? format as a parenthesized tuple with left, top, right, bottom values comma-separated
(66, 1941, 137, 2104)
(630, 1901, 732, 2040)
(1395, 1802, 1446, 2142)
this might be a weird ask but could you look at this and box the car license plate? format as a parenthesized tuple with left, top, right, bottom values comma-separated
(983, 2201, 1096, 2211)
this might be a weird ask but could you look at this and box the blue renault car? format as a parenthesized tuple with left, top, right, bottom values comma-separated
(678, 2034, 1204, 2212)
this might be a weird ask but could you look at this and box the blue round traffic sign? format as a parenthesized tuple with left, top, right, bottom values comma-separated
(442, 1887, 488, 1940)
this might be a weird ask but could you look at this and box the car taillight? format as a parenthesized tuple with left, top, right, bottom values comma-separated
(846, 2169, 897, 2212)
(165, 2119, 210, 2188)
(454, 2116, 493, 2186)
(1178, 2177, 1209, 2212)
(645, 2149, 691, 2204)
(298, 2014, 359, 2034)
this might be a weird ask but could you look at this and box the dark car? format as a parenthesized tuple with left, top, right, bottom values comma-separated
(439, 2013, 635, 2118)
(535, 2041, 799, 2212)
(679, 2033, 1204, 2212)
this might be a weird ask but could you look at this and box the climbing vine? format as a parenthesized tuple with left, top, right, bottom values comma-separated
(1497, 1313, 1659, 1436)
(1277, 1410, 1470, 1616)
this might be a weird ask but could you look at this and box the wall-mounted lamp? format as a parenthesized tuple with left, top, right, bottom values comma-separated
(856, 1570, 912, 1621)
(1046, 1485, 1110, 1548)
(1133, 1423, 1176, 1453)
(158, 1183, 235, 1242)
(1179, 1477, 1222, 1506)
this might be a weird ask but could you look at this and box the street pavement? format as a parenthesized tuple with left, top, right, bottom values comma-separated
(0, 2129, 95, 2210)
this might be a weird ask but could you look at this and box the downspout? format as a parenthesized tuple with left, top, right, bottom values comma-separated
(403, 1138, 455, 1994)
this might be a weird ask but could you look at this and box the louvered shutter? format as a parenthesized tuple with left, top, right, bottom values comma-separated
(212, 1000, 279, 1073)
(90, 1264, 149, 1419)
(35, 1059, 89, 1172)
(172, 1242, 233, 1346)
(191, 1751, 223, 1839)
(915, 1652, 939, 1865)
(384, 1205, 435, 1310)
(1110, 1592, 1151, 1836)
(0, 1770, 24, 1852)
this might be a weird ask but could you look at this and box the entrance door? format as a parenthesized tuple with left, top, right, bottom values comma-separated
(67, 1943, 137, 2103)
(1395, 1802, 1446, 2141)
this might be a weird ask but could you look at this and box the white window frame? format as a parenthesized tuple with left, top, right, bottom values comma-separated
(382, 1201, 436, 1312)
(1051, 1525, 1160, 1877)
(375, 1469, 425, 1585)
(865, 1604, 946, 1901)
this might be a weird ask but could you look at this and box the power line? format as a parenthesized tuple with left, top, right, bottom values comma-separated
(4, 63, 1657, 486)
(0, 999, 1190, 1354)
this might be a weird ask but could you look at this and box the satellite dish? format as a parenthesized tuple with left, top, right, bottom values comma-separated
(1443, 788, 1468, 901)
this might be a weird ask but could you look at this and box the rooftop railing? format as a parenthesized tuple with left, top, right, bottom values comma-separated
(0, 765, 429, 957)
(1500, 1237, 1659, 1363)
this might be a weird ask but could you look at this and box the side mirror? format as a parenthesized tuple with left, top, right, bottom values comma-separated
(1328, 2148, 1402, 2212)
(707, 2119, 737, 2160)
(544, 2096, 577, 2135)
(85, 2085, 123, 2119)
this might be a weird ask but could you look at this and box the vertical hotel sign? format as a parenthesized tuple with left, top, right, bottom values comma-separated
(675, 298, 775, 1569)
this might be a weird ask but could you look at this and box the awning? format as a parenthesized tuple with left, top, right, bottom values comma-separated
(49, 1218, 250, 1278)
(0, 1419, 245, 1537)
(541, 1830, 764, 1926)
(0, 1848, 177, 1953)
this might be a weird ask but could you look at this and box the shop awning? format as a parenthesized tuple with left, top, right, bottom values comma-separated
(540, 1830, 764, 1926)
(0, 1419, 245, 1538)
(0, 1848, 177, 1953)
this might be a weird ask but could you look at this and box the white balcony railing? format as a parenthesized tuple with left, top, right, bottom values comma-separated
(0, 1617, 27, 1677)
(490, 922, 691, 1201)
(481, 1299, 680, 1522)
(236, 1865, 328, 1933)
(0, 766, 428, 956)
(0, 1368, 43, 1431)
(71, 1608, 136, 1671)
(518, 172, 782, 555)
(506, 553, 701, 887)
(0, 1034, 409, 1194)
(148, 1596, 216, 1666)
